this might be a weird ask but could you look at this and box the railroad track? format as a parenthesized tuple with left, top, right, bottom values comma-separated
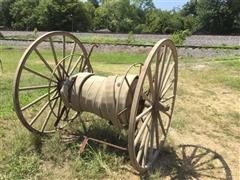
(1, 38, 240, 50)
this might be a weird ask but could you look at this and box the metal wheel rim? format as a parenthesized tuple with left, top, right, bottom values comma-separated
(128, 39, 178, 172)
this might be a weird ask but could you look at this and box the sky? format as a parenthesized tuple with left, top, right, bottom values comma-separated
(153, 0, 189, 10)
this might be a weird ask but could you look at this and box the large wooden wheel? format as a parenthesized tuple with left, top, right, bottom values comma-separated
(128, 39, 178, 173)
(13, 31, 92, 135)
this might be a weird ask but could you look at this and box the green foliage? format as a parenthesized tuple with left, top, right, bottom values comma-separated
(196, 0, 234, 34)
(36, 0, 91, 31)
(131, 0, 155, 10)
(94, 0, 145, 33)
(0, 0, 239, 34)
(181, 0, 240, 34)
(10, 0, 39, 30)
(0, 31, 4, 39)
(0, 0, 16, 27)
(127, 31, 135, 43)
(171, 29, 191, 45)
(143, 9, 193, 34)
(33, 27, 38, 38)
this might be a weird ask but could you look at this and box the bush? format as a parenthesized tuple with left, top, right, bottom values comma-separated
(127, 31, 135, 44)
(171, 29, 191, 45)
(0, 31, 4, 39)
(33, 28, 38, 38)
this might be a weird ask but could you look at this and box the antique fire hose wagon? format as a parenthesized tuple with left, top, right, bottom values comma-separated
(13, 31, 178, 173)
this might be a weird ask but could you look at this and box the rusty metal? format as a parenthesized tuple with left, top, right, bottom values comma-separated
(13, 31, 178, 173)
(79, 136, 128, 153)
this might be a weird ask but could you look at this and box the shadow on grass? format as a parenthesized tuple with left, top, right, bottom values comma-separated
(143, 144, 232, 180)
(56, 118, 129, 159)
(29, 117, 232, 179)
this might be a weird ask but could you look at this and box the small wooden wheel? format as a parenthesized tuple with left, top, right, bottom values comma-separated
(128, 39, 178, 172)
(13, 31, 92, 135)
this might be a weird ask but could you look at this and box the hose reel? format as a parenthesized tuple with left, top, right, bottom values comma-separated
(60, 72, 139, 128)
(13, 31, 178, 173)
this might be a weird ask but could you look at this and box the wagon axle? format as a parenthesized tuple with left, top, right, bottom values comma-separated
(13, 31, 178, 173)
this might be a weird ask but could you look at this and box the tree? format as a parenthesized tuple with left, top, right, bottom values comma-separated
(131, 0, 154, 10)
(88, 0, 99, 8)
(181, 0, 197, 16)
(93, 0, 145, 32)
(144, 9, 186, 34)
(0, 0, 16, 27)
(229, 0, 240, 33)
(36, 0, 91, 31)
(196, 0, 235, 34)
(10, 0, 39, 30)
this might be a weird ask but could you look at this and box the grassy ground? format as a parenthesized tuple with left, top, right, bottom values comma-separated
(0, 45, 239, 179)
(1, 34, 155, 46)
(2, 34, 240, 49)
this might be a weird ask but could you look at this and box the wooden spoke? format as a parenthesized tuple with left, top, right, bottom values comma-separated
(146, 66, 155, 100)
(78, 53, 85, 72)
(124, 76, 134, 95)
(62, 35, 66, 79)
(29, 93, 59, 126)
(161, 79, 174, 98)
(136, 106, 152, 122)
(69, 55, 83, 75)
(49, 37, 62, 79)
(41, 97, 58, 132)
(155, 46, 167, 94)
(161, 95, 174, 103)
(23, 66, 58, 84)
(147, 120, 154, 164)
(34, 48, 60, 81)
(59, 63, 69, 78)
(128, 39, 177, 172)
(21, 88, 56, 111)
(14, 31, 90, 135)
(134, 113, 151, 146)
(154, 52, 161, 96)
(160, 63, 175, 93)
(157, 111, 166, 136)
(64, 107, 70, 121)
(19, 84, 57, 91)
(66, 42, 77, 74)
(57, 98, 63, 118)
(136, 127, 149, 163)
(159, 50, 172, 90)
(142, 129, 150, 166)
(161, 111, 171, 118)
(154, 112, 160, 148)
(30, 101, 49, 126)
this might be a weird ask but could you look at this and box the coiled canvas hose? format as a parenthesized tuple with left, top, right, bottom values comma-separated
(67, 72, 138, 128)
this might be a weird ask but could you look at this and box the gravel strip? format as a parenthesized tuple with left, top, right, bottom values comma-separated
(1, 31, 240, 46)
(1, 39, 240, 58)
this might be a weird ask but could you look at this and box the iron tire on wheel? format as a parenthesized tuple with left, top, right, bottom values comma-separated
(13, 31, 92, 135)
(128, 39, 178, 173)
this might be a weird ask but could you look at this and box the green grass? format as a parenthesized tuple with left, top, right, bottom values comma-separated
(0, 45, 239, 179)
